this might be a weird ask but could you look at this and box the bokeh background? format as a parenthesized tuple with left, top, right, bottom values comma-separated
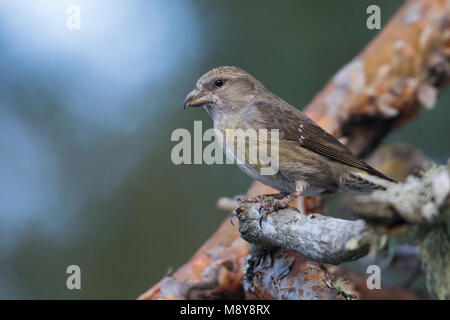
(0, 0, 449, 299)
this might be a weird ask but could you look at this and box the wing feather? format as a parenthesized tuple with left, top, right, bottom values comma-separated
(248, 101, 394, 182)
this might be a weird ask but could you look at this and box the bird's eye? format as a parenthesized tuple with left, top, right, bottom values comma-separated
(214, 79, 224, 87)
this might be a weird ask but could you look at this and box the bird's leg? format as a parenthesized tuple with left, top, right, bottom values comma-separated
(237, 192, 288, 203)
(258, 182, 308, 227)
(236, 194, 265, 203)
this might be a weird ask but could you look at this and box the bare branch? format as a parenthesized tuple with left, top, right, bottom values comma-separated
(354, 162, 450, 225)
(235, 204, 373, 264)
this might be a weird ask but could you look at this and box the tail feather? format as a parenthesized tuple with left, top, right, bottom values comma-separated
(344, 171, 395, 192)
(364, 165, 396, 183)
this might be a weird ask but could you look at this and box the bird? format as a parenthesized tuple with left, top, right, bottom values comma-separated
(184, 66, 395, 219)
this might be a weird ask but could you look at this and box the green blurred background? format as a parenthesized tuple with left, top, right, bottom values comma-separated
(0, 0, 448, 299)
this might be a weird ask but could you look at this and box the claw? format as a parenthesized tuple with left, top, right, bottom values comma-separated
(229, 211, 236, 226)
(229, 207, 242, 226)
(257, 202, 276, 228)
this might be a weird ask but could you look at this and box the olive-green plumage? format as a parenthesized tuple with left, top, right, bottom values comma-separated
(184, 66, 395, 198)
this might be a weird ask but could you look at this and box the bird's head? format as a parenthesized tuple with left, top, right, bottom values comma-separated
(183, 66, 265, 117)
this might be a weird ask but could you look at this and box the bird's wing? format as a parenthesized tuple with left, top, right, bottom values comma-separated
(247, 100, 394, 182)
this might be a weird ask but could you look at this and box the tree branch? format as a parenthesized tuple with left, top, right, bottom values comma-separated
(243, 248, 348, 300)
(354, 162, 450, 225)
(236, 205, 373, 264)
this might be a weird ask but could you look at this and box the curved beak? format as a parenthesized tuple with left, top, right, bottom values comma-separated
(183, 88, 212, 109)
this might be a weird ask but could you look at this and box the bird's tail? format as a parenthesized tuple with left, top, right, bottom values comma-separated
(344, 171, 396, 192)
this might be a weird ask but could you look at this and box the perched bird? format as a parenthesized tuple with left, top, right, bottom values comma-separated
(184, 66, 395, 216)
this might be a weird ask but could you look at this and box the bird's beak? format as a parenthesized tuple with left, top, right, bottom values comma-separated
(183, 88, 211, 109)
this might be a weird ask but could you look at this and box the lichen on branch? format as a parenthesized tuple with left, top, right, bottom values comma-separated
(235, 203, 373, 265)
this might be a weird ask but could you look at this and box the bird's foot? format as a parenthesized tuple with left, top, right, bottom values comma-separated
(234, 192, 300, 228)
(229, 206, 243, 226)
(258, 192, 300, 228)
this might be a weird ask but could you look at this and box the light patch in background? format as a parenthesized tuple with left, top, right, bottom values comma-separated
(0, 0, 202, 298)
(0, 0, 201, 130)
(0, 109, 64, 252)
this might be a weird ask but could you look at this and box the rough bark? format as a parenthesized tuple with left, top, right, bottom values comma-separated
(243, 248, 346, 300)
(236, 206, 373, 264)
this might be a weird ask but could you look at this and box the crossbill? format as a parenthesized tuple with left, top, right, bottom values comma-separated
(184, 66, 395, 216)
